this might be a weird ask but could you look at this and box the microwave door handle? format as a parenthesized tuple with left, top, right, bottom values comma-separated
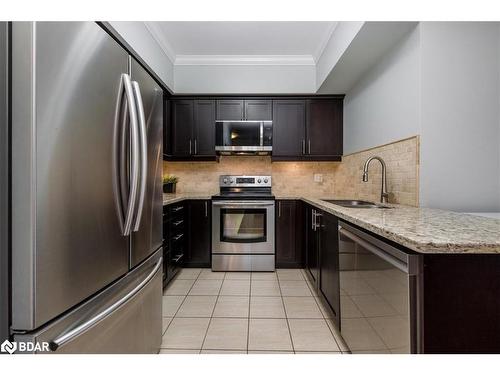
(260, 122, 264, 146)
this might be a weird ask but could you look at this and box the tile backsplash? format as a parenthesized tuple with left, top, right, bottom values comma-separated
(163, 136, 420, 206)
(334, 136, 420, 206)
(163, 156, 340, 197)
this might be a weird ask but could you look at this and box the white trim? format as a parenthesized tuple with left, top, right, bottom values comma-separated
(313, 22, 339, 63)
(174, 55, 316, 66)
(143, 22, 176, 64)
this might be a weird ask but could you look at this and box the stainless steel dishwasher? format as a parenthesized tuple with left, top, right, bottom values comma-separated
(337, 221, 423, 354)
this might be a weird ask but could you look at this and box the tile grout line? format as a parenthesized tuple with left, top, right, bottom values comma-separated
(276, 272, 296, 354)
(199, 270, 225, 353)
(246, 273, 252, 354)
(304, 270, 345, 353)
(162, 270, 201, 335)
(161, 269, 202, 351)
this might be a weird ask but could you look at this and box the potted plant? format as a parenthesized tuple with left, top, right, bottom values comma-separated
(163, 175, 178, 194)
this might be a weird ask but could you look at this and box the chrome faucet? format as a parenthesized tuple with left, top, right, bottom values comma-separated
(362, 156, 389, 204)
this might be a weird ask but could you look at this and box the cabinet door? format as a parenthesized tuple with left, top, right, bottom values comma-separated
(193, 100, 216, 157)
(186, 200, 211, 267)
(272, 100, 306, 157)
(276, 200, 304, 268)
(171, 100, 194, 156)
(306, 99, 343, 156)
(244, 99, 272, 120)
(216, 100, 244, 120)
(305, 206, 319, 287)
(319, 212, 340, 326)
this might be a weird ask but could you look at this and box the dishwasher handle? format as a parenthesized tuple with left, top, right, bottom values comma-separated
(339, 226, 409, 273)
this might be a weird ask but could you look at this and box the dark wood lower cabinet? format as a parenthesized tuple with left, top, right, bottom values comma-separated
(275, 200, 304, 268)
(422, 254, 500, 353)
(305, 204, 319, 287)
(318, 212, 340, 327)
(184, 200, 211, 267)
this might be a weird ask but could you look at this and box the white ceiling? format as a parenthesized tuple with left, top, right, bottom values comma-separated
(145, 21, 337, 63)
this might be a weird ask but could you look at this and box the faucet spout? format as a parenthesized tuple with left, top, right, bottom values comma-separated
(362, 156, 389, 204)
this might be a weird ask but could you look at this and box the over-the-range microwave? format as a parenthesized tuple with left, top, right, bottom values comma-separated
(215, 120, 272, 155)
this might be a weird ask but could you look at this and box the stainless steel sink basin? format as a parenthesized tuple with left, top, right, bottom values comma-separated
(321, 199, 393, 209)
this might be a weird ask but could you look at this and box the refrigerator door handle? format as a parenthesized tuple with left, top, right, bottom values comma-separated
(122, 74, 140, 236)
(112, 73, 126, 233)
(131, 81, 147, 232)
(49, 257, 162, 351)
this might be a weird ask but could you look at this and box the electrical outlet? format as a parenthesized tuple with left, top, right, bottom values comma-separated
(313, 173, 323, 183)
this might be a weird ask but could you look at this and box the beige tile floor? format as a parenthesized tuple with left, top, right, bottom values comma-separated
(160, 268, 346, 354)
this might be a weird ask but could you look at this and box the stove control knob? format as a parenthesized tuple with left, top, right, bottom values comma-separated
(229, 179, 234, 184)
(257, 179, 262, 183)
(223, 178, 229, 184)
(263, 178, 268, 183)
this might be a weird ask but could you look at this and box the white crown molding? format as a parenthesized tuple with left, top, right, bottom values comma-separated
(174, 55, 316, 66)
(143, 22, 176, 64)
(313, 22, 339, 63)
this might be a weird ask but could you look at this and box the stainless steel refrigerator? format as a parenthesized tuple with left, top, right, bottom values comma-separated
(9, 22, 163, 353)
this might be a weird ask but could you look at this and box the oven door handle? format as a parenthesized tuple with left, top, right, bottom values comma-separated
(212, 201, 275, 207)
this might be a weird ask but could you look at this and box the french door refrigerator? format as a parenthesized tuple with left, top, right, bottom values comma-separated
(10, 22, 163, 353)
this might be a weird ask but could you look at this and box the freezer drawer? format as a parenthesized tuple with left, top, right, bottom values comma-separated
(14, 251, 162, 354)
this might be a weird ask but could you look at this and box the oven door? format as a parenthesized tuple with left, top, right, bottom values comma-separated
(212, 200, 275, 254)
(215, 121, 272, 152)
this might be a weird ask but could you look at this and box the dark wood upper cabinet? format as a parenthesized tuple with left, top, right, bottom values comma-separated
(169, 99, 216, 159)
(244, 100, 272, 120)
(272, 100, 306, 157)
(193, 100, 216, 157)
(319, 212, 340, 326)
(166, 96, 344, 161)
(216, 100, 244, 120)
(276, 200, 304, 268)
(306, 99, 343, 157)
(171, 100, 193, 156)
(185, 200, 211, 267)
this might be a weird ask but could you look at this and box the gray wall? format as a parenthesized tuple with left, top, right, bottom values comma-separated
(419, 22, 500, 211)
(343, 22, 500, 212)
(344, 25, 421, 154)
(174, 64, 316, 94)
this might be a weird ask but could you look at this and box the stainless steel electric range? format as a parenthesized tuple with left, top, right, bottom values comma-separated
(211, 175, 275, 271)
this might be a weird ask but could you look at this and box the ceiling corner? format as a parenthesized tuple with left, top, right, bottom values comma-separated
(143, 22, 176, 64)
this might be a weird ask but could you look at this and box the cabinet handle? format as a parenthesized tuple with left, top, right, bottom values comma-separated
(311, 210, 316, 230)
(173, 233, 184, 241)
(302, 139, 305, 155)
(278, 201, 281, 218)
(205, 201, 208, 217)
(308, 140, 311, 154)
(194, 139, 197, 155)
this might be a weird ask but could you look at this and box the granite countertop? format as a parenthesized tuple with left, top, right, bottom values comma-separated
(299, 197, 500, 254)
(163, 193, 212, 205)
(163, 193, 500, 254)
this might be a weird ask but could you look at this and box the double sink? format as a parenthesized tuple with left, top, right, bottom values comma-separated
(321, 199, 394, 209)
